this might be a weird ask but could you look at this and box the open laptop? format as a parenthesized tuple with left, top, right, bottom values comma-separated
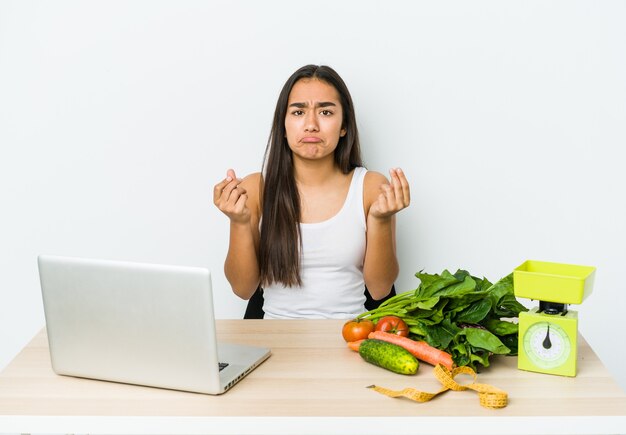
(37, 255, 271, 395)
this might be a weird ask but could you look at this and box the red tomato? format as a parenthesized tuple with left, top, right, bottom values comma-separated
(342, 319, 375, 343)
(374, 315, 409, 337)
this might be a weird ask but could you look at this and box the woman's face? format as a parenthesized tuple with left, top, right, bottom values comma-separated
(284, 78, 346, 162)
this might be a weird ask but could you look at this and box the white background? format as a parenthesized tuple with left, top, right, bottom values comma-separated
(1, 0, 625, 393)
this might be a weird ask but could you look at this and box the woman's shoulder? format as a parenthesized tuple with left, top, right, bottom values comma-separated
(362, 169, 389, 207)
(363, 169, 389, 191)
(240, 171, 264, 188)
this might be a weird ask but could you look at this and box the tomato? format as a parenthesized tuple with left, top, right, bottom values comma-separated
(342, 318, 375, 342)
(374, 315, 409, 337)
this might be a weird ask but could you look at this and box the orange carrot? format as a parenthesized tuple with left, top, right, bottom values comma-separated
(368, 331, 454, 370)
(347, 339, 365, 352)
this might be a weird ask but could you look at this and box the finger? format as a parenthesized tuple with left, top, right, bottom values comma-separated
(229, 185, 247, 202)
(379, 183, 395, 212)
(213, 177, 233, 203)
(215, 177, 242, 206)
(390, 168, 410, 208)
(388, 169, 405, 209)
(213, 168, 237, 196)
(233, 192, 248, 212)
(395, 168, 410, 207)
(223, 182, 246, 206)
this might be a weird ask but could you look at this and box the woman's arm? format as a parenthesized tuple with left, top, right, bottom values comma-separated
(362, 168, 411, 300)
(213, 170, 263, 300)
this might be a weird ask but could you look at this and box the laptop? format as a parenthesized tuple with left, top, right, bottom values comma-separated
(37, 254, 271, 395)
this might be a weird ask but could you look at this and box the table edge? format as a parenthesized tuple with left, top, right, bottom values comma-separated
(1, 415, 625, 435)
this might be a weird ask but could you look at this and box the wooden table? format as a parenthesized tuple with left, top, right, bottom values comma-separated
(1, 319, 625, 434)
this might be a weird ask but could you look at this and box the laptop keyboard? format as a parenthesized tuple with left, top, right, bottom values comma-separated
(218, 362, 229, 371)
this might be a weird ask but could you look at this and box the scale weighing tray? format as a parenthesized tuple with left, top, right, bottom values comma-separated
(513, 260, 595, 305)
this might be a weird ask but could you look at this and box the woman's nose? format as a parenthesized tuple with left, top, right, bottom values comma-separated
(304, 112, 319, 132)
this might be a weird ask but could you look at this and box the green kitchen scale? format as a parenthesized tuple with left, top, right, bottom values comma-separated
(513, 260, 596, 377)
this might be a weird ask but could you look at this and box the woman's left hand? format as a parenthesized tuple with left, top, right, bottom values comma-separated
(369, 168, 411, 219)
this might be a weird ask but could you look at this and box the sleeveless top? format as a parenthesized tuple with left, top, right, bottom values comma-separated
(262, 167, 368, 319)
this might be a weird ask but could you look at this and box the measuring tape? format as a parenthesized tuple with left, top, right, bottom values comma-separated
(367, 364, 508, 409)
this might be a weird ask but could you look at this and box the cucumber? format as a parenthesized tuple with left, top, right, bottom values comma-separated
(358, 338, 419, 375)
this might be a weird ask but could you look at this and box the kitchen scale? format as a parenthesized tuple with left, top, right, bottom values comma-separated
(513, 260, 596, 377)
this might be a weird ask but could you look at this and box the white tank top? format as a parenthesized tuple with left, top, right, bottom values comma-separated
(262, 167, 368, 319)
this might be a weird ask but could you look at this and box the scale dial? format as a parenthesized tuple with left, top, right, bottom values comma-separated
(523, 321, 571, 369)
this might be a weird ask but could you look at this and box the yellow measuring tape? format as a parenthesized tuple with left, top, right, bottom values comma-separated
(367, 364, 508, 409)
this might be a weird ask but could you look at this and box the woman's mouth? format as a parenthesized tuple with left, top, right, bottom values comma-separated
(301, 137, 322, 143)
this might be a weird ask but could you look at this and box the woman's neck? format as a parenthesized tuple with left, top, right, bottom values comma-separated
(293, 155, 341, 187)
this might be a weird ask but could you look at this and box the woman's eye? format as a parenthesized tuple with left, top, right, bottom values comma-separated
(292, 110, 304, 116)
(320, 110, 333, 116)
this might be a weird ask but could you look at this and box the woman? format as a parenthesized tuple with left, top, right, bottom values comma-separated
(213, 65, 410, 319)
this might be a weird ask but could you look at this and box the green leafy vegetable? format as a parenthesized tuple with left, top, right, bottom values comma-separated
(357, 270, 528, 370)
(460, 328, 510, 354)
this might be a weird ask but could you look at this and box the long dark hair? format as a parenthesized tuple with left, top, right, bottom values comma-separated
(259, 65, 363, 287)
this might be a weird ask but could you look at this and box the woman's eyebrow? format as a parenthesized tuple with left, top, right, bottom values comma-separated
(288, 101, 338, 108)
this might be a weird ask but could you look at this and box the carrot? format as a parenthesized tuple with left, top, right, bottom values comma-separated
(347, 339, 365, 352)
(368, 331, 454, 370)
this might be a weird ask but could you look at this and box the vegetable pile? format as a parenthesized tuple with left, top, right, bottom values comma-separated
(355, 269, 528, 370)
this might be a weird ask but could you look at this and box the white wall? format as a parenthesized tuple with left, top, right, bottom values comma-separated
(1, 1, 625, 391)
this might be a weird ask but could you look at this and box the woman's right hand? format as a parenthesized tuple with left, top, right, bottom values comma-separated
(213, 169, 250, 224)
